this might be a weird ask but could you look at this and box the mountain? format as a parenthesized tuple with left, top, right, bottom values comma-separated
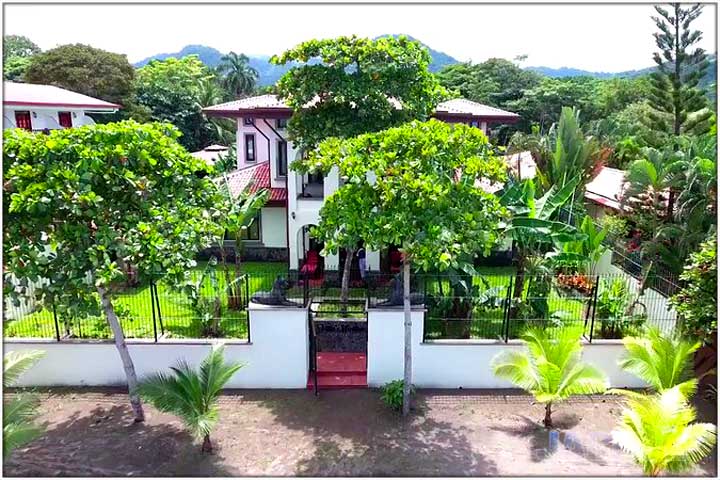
(527, 53, 717, 89)
(133, 35, 459, 85)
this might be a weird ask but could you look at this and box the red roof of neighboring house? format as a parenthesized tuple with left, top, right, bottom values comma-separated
(204, 94, 519, 122)
(3, 82, 121, 110)
(220, 162, 286, 205)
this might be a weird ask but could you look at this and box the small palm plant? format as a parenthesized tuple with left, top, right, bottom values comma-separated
(491, 327, 608, 428)
(3, 350, 45, 460)
(618, 327, 701, 395)
(611, 383, 717, 476)
(138, 345, 243, 453)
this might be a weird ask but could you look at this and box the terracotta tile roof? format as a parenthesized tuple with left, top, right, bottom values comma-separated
(434, 98, 519, 120)
(203, 94, 290, 113)
(204, 94, 518, 121)
(219, 162, 286, 203)
(3, 82, 121, 110)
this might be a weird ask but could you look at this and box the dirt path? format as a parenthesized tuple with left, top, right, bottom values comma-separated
(3, 387, 717, 477)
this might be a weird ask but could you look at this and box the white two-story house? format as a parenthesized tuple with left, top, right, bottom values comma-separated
(204, 94, 520, 278)
(3, 82, 120, 131)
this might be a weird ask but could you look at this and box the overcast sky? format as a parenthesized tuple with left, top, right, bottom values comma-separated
(4, 3, 717, 72)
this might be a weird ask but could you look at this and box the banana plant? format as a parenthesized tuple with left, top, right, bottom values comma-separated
(555, 215, 608, 274)
(500, 175, 587, 316)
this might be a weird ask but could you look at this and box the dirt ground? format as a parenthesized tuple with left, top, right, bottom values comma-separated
(3, 387, 717, 477)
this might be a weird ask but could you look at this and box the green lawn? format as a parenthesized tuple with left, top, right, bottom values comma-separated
(4, 261, 289, 340)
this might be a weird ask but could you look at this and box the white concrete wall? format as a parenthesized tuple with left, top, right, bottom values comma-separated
(367, 307, 646, 389)
(260, 207, 287, 248)
(5, 302, 309, 389)
(236, 117, 296, 189)
(3, 106, 98, 130)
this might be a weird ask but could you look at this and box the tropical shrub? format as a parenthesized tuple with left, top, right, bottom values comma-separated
(599, 214, 629, 243)
(595, 278, 645, 339)
(671, 238, 717, 344)
(491, 327, 608, 428)
(381, 379, 414, 412)
(618, 327, 701, 394)
(3, 350, 45, 460)
(611, 384, 716, 476)
(138, 345, 243, 452)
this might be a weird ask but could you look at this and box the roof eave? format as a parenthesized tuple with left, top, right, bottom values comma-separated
(203, 107, 292, 119)
(433, 112, 521, 124)
(4, 100, 122, 110)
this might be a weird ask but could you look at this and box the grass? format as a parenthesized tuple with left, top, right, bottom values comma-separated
(4, 261, 289, 340)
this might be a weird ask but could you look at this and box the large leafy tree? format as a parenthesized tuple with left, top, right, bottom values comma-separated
(3, 35, 40, 81)
(3, 121, 227, 422)
(216, 52, 258, 98)
(491, 327, 608, 428)
(3, 35, 40, 60)
(671, 237, 717, 343)
(612, 384, 716, 476)
(296, 119, 507, 415)
(275, 35, 446, 304)
(647, 3, 712, 137)
(24, 44, 135, 108)
(135, 56, 214, 151)
(271, 35, 446, 150)
(139, 345, 242, 453)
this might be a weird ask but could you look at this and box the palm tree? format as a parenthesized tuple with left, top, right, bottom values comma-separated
(216, 52, 259, 98)
(611, 384, 716, 476)
(196, 76, 236, 147)
(491, 327, 608, 428)
(618, 327, 701, 395)
(138, 345, 243, 453)
(3, 350, 45, 460)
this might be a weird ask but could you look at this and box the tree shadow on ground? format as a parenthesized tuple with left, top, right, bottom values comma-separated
(239, 389, 497, 476)
(3, 402, 235, 477)
(489, 411, 609, 466)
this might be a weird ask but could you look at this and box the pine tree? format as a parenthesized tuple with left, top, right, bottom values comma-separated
(647, 3, 712, 137)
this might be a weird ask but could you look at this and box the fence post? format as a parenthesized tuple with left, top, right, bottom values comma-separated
(150, 283, 158, 342)
(152, 283, 165, 335)
(303, 273, 309, 307)
(588, 276, 600, 343)
(503, 278, 513, 343)
(52, 304, 61, 342)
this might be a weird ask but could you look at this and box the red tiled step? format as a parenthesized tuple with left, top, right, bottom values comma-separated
(307, 372, 367, 389)
(316, 352, 367, 374)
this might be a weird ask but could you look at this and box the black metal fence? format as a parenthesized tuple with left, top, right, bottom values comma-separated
(5, 268, 679, 344)
(4, 274, 253, 341)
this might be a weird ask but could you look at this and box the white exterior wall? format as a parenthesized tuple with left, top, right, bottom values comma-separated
(260, 207, 287, 248)
(367, 307, 647, 389)
(6, 303, 309, 389)
(236, 117, 296, 190)
(3, 106, 97, 130)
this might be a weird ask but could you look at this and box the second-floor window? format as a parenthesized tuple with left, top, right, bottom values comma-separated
(243, 117, 254, 125)
(58, 112, 72, 128)
(244, 134, 256, 163)
(277, 140, 288, 176)
(14, 111, 32, 130)
(276, 118, 287, 129)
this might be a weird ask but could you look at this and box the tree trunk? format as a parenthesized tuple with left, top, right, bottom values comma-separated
(219, 242, 237, 310)
(97, 285, 145, 423)
(233, 234, 244, 308)
(340, 248, 355, 316)
(402, 259, 412, 417)
(544, 402, 553, 429)
(201, 434, 213, 453)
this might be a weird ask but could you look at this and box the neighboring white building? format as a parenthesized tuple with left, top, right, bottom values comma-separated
(204, 94, 520, 274)
(3, 82, 120, 131)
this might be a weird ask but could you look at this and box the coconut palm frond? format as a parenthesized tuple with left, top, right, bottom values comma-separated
(138, 346, 242, 450)
(612, 384, 717, 476)
(619, 327, 700, 392)
(3, 394, 42, 460)
(492, 327, 607, 427)
(3, 350, 44, 387)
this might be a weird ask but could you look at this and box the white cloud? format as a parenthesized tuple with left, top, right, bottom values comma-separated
(4, 3, 717, 72)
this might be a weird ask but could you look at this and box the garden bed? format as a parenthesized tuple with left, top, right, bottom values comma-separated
(3, 387, 716, 476)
